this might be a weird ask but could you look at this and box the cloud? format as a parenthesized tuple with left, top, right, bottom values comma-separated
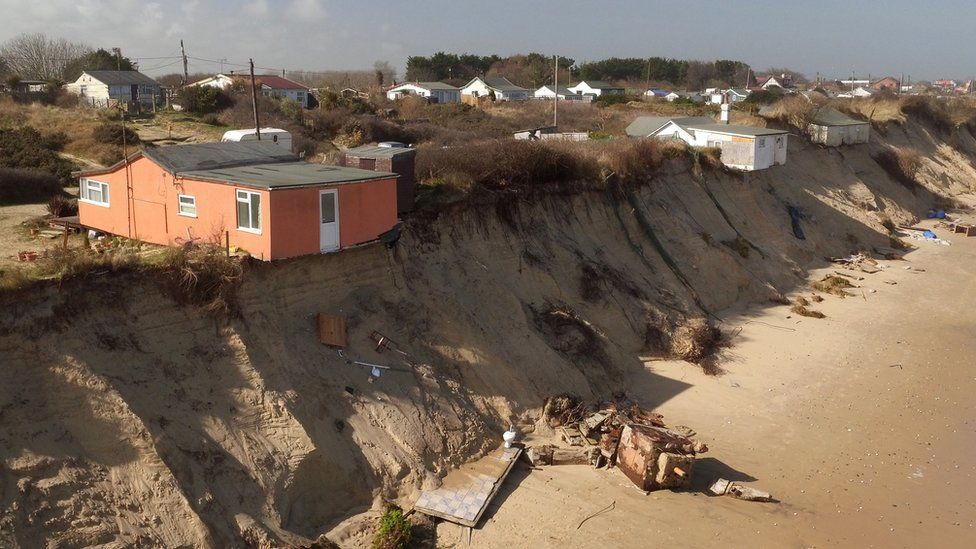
(286, 0, 326, 21)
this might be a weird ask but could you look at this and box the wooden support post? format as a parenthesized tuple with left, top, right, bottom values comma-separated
(225, 230, 230, 257)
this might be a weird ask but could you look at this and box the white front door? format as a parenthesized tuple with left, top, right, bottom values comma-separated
(319, 190, 340, 252)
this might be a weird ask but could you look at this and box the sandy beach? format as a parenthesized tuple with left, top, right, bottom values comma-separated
(447, 221, 976, 548)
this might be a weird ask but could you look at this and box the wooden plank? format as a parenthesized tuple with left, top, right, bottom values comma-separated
(317, 313, 347, 348)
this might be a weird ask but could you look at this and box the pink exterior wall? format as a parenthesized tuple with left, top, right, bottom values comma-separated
(78, 156, 397, 261)
(269, 177, 398, 260)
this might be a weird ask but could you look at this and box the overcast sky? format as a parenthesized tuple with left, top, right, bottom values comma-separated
(0, 0, 971, 81)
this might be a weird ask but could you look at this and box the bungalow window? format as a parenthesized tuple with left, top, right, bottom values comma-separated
(178, 194, 197, 217)
(79, 178, 110, 207)
(776, 137, 784, 149)
(757, 137, 767, 148)
(236, 190, 262, 233)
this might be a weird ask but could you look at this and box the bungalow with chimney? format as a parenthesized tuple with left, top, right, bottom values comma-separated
(75, 142, 399, 260)
(627, 116, 788, 171)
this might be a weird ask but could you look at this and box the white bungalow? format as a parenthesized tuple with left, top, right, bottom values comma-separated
(837, 86, 874, 98)
(460, 77, 530, 101)
(807, 107, 870, 146)
(567, 80, 625, 97)
(385, 82, 460, 103)
(533, 85, 586, 101)
(627, 116, 788, 171)
(65, 70, 161, 108)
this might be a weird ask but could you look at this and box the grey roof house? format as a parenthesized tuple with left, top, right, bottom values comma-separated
(66, 70, 162, 108)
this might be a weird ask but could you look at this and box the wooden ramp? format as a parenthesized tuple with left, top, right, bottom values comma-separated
(413, 445, 521, 527)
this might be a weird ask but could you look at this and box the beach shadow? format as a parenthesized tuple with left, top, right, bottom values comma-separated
(476, 460, 533, 526)
(691, 457, 758, 494)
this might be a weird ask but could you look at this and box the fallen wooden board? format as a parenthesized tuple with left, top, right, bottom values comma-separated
(317, 313, 347, 348)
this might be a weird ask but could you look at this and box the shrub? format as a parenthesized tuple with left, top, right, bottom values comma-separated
(742, 88, 785, 105)
(292, 133, 319, 156)
(177, 85, 232, 115)
(47, 194, 77, 217)
(0, 167, 63, 204)
(593, 94, 634, 106)
(158, 244, 244, 316)
(415, 140, 599, 192)
(200, 113, 220, 125)
(34, 246, 140, 281)
(92, 122, 141, 146)
(762, 96, 815, 129)
(280, 98, 304, 124)
(372, 506, 411, 549)
(900, 95, 952, 134)
(0, 126, 75, 182)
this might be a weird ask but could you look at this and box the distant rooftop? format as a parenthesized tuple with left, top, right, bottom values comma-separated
(82, 70, 159, 86)
(343, 145, 416, 159)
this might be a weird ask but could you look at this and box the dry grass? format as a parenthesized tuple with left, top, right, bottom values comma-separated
(157, 245, 244, 317)
(812, 275, 854, 297)
(0, 97, 128, 166)
(836, 97, 906, 126)
(668, 317, 721, 364)
(762, 96, 816, 129)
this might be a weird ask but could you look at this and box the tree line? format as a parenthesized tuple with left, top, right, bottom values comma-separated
(0, 33, 135, 83)
(405, 52, 752, 89)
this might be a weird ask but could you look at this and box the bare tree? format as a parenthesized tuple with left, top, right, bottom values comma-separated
(373, 60, 396, 88)
(0, 33, 89, 81)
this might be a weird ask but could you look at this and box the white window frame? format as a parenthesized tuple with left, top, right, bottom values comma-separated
(776, 136, 785, 149)
(79, 178, 110, 207)
(177, 194, 197, 218)
(757, 137, 767, 148)
(236, 189, 262, 234)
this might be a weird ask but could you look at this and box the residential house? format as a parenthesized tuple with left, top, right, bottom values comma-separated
(807, 107, 870, 146)
(708, 88, 750, 104)
(533, 85, 587, 101)
(837, 86, 874, 98)
(627, 116, 788, 171)
(75, 142, 399, 260)
(513, 126, 589, 142)
(567, 80, 625, 97)
(66, 70, 161, 108)
(756, 73, 795, 90)
(643, 89, 671, 99)
(460, 77, 530, 101)
(385, 82, 460, 103)
(340, 144, 416, 213)
(870, 76, 901, 92)
(669, 91, 705, 103)
(191, 73, 312, 107)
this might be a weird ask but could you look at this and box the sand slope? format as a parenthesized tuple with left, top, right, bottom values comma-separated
(1, 118, 975, 547)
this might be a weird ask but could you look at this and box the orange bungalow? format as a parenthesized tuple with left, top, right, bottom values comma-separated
(75, 142, 399, 260)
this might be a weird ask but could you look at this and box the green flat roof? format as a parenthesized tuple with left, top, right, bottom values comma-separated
(181, 161, 397, 189)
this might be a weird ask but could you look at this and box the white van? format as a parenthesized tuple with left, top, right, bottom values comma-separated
(221, 128, 292, 150)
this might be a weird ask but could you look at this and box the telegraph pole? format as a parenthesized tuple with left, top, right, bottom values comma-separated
(553, 55, 558, 127)
(180, 40, 189, 86)
(250, 59, 262, 140)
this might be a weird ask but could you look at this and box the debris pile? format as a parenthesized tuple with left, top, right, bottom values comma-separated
(532, 395, 707, 492)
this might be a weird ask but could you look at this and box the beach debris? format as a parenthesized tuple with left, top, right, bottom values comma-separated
(576, 501, 615, 530)
(788, 206, 806, 240)
(537, 395, 706, 491)
(828, 252, 882, 274)
(709, 478, 773, 502)
(812, 274, 855, 297)
(951, 223, 975, 236)
(503, 425, 518, 448)
(317, 313, 347, 348)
